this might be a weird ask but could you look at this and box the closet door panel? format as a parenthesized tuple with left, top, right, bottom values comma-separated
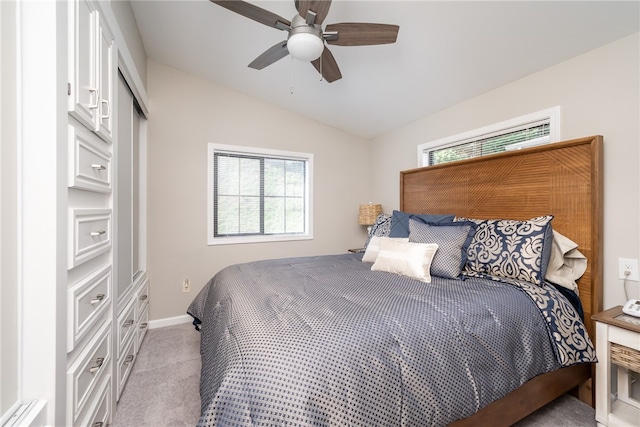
(132, 108, 141, 276)
(116, 76, 133, 301)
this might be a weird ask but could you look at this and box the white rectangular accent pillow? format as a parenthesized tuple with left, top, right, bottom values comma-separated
(371, 239, 439, 283)
(362, 236, 410, 263)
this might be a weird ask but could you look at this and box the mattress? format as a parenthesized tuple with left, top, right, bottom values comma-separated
(188, 253, 596, 426)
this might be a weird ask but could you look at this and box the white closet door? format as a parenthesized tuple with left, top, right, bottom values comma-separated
(116, 75, 133, 300)
(132, 106, 141, 276)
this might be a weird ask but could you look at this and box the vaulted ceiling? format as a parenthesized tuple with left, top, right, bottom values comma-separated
(131, 1, 639, 139)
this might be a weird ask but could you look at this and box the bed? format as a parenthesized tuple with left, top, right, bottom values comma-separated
(188, 135, 603, 426)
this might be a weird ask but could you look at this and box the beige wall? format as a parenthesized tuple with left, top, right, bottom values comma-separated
(146, 59, 370, 320)
(370, 33, 640, 310)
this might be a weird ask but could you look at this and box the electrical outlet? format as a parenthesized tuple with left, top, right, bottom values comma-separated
(618, 258, 639, 281)
(182, 277, 191, 293)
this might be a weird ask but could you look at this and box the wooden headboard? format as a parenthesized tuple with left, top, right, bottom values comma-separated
(400, 135, 603, 339)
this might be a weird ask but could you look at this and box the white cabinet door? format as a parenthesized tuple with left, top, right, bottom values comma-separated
(68, 0, 99, 131)
(97, 14, 115, 142)
(68, 0, 115, 143)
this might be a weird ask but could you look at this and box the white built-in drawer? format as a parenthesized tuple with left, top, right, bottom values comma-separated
(68, 123, 112, 193)
(137, 303, 149, 352)
(117, 332, 136, 400)
(67, 265, 112, 352)
(69, 209, 112, 269)
(117, 298, 136, 358)
(78, 376, 111, 427)
(136, 278, 149, 314)
(67, 320, 111, 424)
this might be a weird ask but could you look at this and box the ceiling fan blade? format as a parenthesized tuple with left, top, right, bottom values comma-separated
(311, 46, 342, 83)
(248, 41, 289, 70)
(210, 0, 291, 30)
(296, 0, 332, 25)
(324, 23, 399, 46)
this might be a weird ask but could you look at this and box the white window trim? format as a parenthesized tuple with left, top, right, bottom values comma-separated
(416, 106, 561, 167)
(207, 143, 314, 245)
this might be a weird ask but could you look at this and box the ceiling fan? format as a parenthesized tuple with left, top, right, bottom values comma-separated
(210, 0, 400, 83)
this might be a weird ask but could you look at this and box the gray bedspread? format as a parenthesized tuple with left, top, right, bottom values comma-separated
(188, 253, 595, 426)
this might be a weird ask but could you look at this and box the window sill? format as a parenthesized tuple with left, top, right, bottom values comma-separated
(208, 233, 313, 246)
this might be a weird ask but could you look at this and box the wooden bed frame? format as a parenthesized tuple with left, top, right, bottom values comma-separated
(400, 135, 603, 426)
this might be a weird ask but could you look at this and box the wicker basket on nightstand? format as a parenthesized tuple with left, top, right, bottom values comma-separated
(610, 342, 640, 372)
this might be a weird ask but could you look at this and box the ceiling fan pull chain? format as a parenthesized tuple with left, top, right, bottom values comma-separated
(290, 56, 295, 94)
(319, 53, 323, 82)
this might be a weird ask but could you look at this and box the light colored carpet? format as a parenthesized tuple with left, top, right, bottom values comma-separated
(112, 323, 201, 427)
(113, 323, 596, 427)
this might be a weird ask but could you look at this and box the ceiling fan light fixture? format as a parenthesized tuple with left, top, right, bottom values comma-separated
(287, 32, 324, 61)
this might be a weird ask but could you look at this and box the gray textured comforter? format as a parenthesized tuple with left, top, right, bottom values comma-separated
(188, 253, 595, 426)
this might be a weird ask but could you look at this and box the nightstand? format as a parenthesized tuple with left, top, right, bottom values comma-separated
(592, 306, 640, 426)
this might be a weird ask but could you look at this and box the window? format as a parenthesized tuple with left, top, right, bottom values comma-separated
(417, 107, 560, 167)
(208, 144, 313, 245)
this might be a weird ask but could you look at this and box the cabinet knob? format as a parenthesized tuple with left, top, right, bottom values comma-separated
(139, 322, 148, 329)
(91, 422, 104, 427)
(123, 319, 134, 328)
(90, 294, 105, 305)
(139, 294, 148, 301)
(91, 163, 107, 171)
(124, 354, 134, 364)
(90, 230, 106, 237)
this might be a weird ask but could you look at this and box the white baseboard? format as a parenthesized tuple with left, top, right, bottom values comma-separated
(148, 314, 192, 329)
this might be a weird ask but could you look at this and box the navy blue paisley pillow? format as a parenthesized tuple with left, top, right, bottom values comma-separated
(364, 213, 392, 248)
(457, 215, 554, 286)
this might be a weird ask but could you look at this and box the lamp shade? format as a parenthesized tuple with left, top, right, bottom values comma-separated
(358, 204, 382, 225)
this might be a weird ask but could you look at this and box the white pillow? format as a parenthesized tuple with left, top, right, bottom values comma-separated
(371, 239, 439, 283)
(545, 230, 587, 292)
(362, 236, 409, 263)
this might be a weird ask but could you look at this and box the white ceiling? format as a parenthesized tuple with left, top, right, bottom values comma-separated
(130, 1, 639, 139)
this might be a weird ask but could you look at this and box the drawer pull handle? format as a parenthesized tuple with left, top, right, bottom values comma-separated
(125, 354, 134, 364)
(101, 99, 110, 119)
(87, 87, 99, 110)
(140, 322, 148, 329)
(92, 422, 104, 427)
(139, 294, 148, 301)
(90, 294, 105, 305)
(123, 319, 134, 328)
(91, 163, 107, 171)
(89, 357, 104, 374)
(90, 230, 106, 237)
